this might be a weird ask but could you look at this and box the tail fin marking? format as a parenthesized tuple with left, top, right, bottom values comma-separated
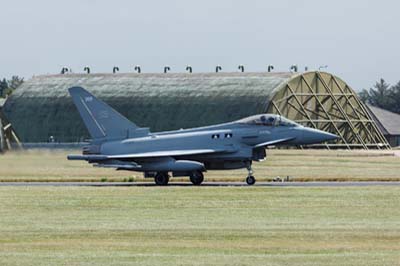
(69, 86, 142, 140)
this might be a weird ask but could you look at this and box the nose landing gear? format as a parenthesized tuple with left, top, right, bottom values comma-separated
(246, 175, 256, 185)
(245, 163, 256, 185)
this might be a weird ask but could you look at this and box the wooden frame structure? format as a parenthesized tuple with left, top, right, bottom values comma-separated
(0, 107, 21, 152)
(268, 72, 390, 149)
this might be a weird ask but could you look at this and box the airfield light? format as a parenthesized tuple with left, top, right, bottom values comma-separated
(60, 67, 69, 74)
(319, 65, 328, 71)
(290, 65, 298, 72)
(134, 65, 141, 73)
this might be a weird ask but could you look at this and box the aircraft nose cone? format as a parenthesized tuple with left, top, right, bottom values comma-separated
(323, 131, 340, 141)
(302, 128, 339, 144)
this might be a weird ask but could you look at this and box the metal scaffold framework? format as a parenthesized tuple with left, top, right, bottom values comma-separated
(268, 72, 390, 149)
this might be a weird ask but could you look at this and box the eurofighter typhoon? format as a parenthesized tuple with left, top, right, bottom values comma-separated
(68, 87, 338, 185)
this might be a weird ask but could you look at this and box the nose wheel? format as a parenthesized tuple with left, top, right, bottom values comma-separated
(245, 163, 256, 185)
(246, 176, 256, 185)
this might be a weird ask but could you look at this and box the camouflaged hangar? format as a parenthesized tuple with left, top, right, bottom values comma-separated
(2, 71, 390, 149)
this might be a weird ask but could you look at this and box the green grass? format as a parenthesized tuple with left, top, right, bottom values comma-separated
(0, 186, 399, 265)
(0, 149, 400, 182)
(1, 150, 399, 265)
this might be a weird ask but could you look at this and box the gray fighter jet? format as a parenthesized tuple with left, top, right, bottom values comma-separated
(67, 87, 338, 185)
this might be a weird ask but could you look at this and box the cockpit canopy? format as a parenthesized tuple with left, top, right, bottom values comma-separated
(238, 114, 299, 127)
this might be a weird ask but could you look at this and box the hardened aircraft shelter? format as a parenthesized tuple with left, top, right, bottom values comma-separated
(2, 71, 390, 149)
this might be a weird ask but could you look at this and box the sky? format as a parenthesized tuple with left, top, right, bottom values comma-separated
(1, 0, 399, 90)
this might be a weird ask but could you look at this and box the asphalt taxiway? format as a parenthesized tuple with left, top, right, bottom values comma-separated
(0, 181, 399, 187)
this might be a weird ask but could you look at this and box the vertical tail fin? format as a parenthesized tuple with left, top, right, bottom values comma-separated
(68, 87, 141, 140)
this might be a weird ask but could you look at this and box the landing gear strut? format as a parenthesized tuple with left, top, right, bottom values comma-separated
(154, 172, 169, 185)
(246, 162, 256, 185)
(190, 171, 204, 185)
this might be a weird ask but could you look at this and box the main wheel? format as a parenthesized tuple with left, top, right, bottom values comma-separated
(246, 176, 256, 186)
(190, 171, 204, 185)
(154, 172, 169, 186)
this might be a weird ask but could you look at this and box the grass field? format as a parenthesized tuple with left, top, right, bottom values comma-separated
(0, 149, 400, 182)
(1, 150, 399, 265)
(0, 186, 399, 266)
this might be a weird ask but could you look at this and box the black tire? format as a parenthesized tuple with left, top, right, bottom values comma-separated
(154, 172, 169, 186)
(246, 176, 256, 186)
(190, 171, 204, 186)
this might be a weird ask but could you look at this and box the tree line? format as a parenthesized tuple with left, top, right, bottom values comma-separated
(0, 76, 24, 98)
(359, 79, 400, 114)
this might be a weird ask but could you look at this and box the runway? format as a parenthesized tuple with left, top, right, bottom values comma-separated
(0, 181, 399, 187)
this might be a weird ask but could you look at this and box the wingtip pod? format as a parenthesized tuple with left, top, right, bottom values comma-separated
(67, 154, 108, 161)
(67, 155, 84, 160)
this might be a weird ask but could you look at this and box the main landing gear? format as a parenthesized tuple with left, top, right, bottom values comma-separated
(190, 171, 204, 186)
(154, 171, 204, 186)
(154, 172, 169, 186)
(246, 163, 256, 186)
